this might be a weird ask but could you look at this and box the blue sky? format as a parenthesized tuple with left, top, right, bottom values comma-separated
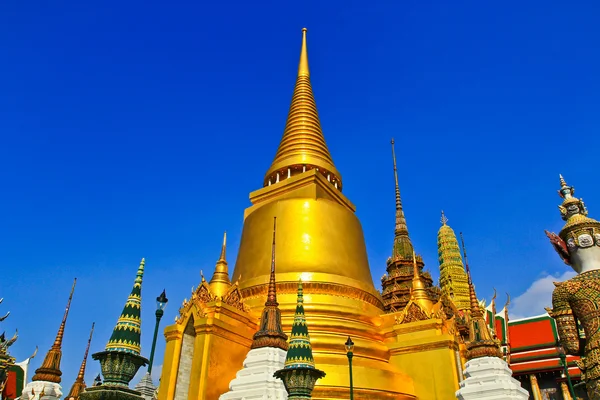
(1, 0, 599, 389)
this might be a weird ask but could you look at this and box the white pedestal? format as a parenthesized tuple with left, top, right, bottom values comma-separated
(456, 357, 528, 400)
(219, 347, 288, 400)
(134, 372, 157, 400)
(20, 380, 62, 400)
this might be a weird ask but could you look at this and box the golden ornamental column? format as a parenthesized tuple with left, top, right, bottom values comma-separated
(560, 381, 573, 400)
(529, 374, 542, 400)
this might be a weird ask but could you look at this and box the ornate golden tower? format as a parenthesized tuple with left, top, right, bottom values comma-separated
(232, 28, 414, 400)
(159, 28, 466, 400)
(437, 212, 470, 312)
(381, 139, 438, 312)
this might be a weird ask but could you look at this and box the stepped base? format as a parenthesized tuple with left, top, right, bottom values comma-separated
(456, 356, 528, 400)
(20, 380, 62, 400)
(219, 347, 288, 400)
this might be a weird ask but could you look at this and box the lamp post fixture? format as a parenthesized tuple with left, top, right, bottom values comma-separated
(148, 289, 168, 374)
(557, 344, 576, 399)
(345, 336, 355, 400)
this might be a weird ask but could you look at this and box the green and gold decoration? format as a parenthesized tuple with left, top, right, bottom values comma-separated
(106, 259, 144, 355)
(83, 259, 148, 400)
(274, 280, 325, 399)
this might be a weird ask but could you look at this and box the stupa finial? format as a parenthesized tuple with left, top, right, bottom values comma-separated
(32, 278, 77, 383)
(264, 28, 341, 190)
(66, 322, 95, 400)
(389, 138, 415, 262)
(209, 231, 232, 298)
(251, 217, 288, 351)
(441, 210, 448, 226)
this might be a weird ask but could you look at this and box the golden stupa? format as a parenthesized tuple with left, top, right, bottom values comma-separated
(158, 29, 464, 400)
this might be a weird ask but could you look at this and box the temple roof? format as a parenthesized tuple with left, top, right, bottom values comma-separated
(264, 28, 341, 190)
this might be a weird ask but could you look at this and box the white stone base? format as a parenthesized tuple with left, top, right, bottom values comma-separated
(456, 357, 528, 400)
(134, 372, 157, 400)
(219, 347, 288, 400)
(19, 380, 62, 400)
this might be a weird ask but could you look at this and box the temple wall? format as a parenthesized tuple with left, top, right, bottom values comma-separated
(385, 318, 461, 400)
(173, 320, 196, 400)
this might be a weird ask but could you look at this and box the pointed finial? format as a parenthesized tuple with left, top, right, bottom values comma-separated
(460, 232, 483, 318)
(298, 28, 309, 77)
(201, 270, 205, 282)
(559, 174, 567, 188)
(412, 250, 419, 280)
(459, 232, 472, 284)
(66, 322, 95, 399)
(135, 258, 145, 284)
(264, 28, 341, 189)
(441, 210, 448, 226)
(219, 231, 227, 262)
(54, 278, 76, 348)
(31, 278, 77, 383)
(391, 138, 409, 236)
(267, 217, 278, 304)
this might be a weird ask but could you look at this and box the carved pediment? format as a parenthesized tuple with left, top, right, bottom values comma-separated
(397, 302, 429, 324)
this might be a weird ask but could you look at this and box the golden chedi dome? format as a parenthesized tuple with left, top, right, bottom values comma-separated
(232, 29, 415, 399)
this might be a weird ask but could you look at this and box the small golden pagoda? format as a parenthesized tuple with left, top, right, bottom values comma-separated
(158, 28, 464, 400)
(437, 212, 471, 312)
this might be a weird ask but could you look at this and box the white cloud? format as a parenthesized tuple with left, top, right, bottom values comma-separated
(509, 270, 576, 320)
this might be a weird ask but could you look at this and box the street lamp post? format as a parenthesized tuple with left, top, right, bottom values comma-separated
(148, 290, 168, 374)
(345, 337, 354, 400)
(557, 344, 576, 399)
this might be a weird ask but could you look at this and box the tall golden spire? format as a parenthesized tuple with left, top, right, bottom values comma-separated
(264, 28, 342, 190)
(251, 217, 288, 350)
(410, 250, 434, 313)
(209, 231, 232, 298)
(437, 211, 470, 311)
(66, 322, 95, 400)
(390, 138, 413, 259)
(459, 233, 501, 360)
(32, 278, 77, 383)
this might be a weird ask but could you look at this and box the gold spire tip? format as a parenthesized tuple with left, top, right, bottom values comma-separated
(298, 27, 310, 77)
(219, 231, 227, 261)
(559, 174, 567, 187)
(441, 210, 448, 226)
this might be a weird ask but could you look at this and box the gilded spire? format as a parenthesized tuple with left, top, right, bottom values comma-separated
(264, 28, 342, 190)
(209, 231, 232, 298)
(459, 233, 501, 360)
(66, 322, 95, 400)
(105, 258, 144, 355)
(251, 217, 288, 351)
(410, 251, 434, 313)
(390, 138, 414, 259)
(437, 212, 470, 311)
(32, 278, 77, 383)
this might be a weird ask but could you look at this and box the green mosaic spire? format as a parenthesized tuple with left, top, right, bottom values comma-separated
(105, 258, 144, 355)
(284, 280, 315, 369)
